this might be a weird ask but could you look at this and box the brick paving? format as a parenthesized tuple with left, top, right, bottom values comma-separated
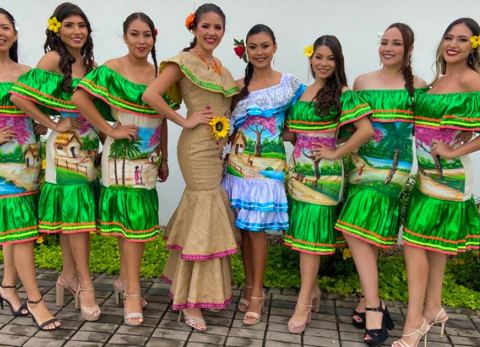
(0, 270, 478, 346)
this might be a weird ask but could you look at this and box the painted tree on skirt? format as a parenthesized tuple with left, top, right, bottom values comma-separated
(0, 117, 32, 145)
(294, 135, 336, 187)
(241, 116, 276, 157)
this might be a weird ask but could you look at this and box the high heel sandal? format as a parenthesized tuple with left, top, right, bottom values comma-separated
(243, 294, 265, 326)
(364, 302, 395, 347)
(55, 275, 78, 307)
(351, 294, 366, 329)
(428, 308, 448, 338)
(26, 296, 61, 331)
(178, 309, 207, 331)
(392, 319, 430, 347)
(113, 278, 147, 308)
(238, 285, 252, 313)
(123, 293, 144, 326)
(288, 303, 313, 334)
(75, 286, 101, 321)
(0, 285, 29, 316)
(311, 286, 321, 313)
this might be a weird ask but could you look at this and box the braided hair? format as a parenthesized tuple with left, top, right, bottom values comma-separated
(123, 12, 158, 76)
(310, 35, 347, 120)
(43, 2, 94, 92)
(0, 8, 18, 63)
(183, 3, 226, 52)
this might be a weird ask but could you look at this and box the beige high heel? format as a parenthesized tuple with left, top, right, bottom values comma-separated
(243, 295, 265, 326)
(288, 303, 313, 334)
(55, 276, 78, 307)
(123, 293, 143, 326)
(428, 308, 448, 338)
(311, 286, 321, 313)
(178, 309, 207, 331)
(113, 278, 148, 308)
(392, 319, 430, 347)
(75, 286, 101, 322)
(238, 285, 252, 313)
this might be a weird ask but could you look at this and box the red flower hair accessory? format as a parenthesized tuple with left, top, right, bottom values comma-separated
(185, 12, 195, 31)
(233, 38, 247, 63)
(153, 28, 158, 37)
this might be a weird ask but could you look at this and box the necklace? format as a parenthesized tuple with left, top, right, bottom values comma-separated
(192, 48, 223, 75)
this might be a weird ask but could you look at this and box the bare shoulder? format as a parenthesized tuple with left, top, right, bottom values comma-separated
(36, 51, 61, 72)
(104, 58, 122, 72)
(413, 75, 428, 88)
(236, 78, 245, 89)
(341, 86, 350, 93)
(460, 70, 480, 91)
(18, 64, 31, 74)
(353, 72, 375, 90)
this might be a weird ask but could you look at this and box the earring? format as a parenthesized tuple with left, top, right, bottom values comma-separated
(468, 53, 475, 66)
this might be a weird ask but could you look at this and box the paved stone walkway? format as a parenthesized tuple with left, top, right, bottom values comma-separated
(0, 270, 478, 346)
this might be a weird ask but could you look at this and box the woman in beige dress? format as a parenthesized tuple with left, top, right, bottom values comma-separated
(142, 3, 240, 331)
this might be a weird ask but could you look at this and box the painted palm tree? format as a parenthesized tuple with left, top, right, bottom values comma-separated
(379, 123, 413, 184)
(109, 139, 129, 185)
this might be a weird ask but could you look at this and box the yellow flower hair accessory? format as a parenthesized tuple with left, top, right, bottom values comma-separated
(209, 116, 230, 141)
(47, 16, 61, 33)
(185, 12, 195, 31)
(471, 35, 480, 49)
(303, 44, 314, 58)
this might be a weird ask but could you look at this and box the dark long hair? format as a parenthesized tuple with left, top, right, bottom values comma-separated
(44, 2, 94, 92)
(236, 24, 277, 103)
(433, 17, 480, 84)
(385, 23, 415, 108)
(183, 3, 226, 52)
(123, 12, 158, 77)
(0, 8, 18, 62)
(310, 35, 347, 119)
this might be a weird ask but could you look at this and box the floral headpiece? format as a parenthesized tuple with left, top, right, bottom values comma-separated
(153, 28, 158, 37)
(471, 35, 480, 49)
(185, 12, 195, 31)
(47, 16, 61, 33)
(303, 44, 314, 58)
(233, 38, 247, 63)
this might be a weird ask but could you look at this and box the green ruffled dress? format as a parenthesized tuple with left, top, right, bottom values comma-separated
(403, 91, 480, 254)
(10, 69, 106, 234)
(335, 89, 425, 247)
(77, 65, 179, 241)
(284, 91, 372, 254)
(0, 82, 40, 244)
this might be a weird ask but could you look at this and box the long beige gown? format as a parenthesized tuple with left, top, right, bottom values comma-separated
(161, 51, 241, 310)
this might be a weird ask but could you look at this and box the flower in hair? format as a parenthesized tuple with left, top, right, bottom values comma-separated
(185, 12, 195, 31)
(233, 38, 247, 63)
(153, 28, 158, 37)
(471, 35, 480, 49)
(47, 16, 61, 33)
(303, 44, 314, 58)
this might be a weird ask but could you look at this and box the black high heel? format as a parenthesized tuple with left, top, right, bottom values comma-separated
(364, 302, 395, 347)
(351, 294, 366, 329)
(0, 285, 29, 317)
(27, 296, 61, 331)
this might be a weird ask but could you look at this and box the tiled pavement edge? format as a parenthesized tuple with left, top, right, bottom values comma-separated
(0, 270, 478, 347)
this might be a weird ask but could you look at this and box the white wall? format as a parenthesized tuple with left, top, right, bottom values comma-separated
(3, 0, 480, 223)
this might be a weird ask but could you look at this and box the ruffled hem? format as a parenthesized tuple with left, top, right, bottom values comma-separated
(402, 189, 480, 255)
(235, 209, 288, 232)
(284, 198, 337, 254)
(0, 194, 38, 244)
(38, 182, 96, 234)
(98, 185, 159, 242)
(335, 185, 400, 247)
(222, 174, 288, 212)
(164, 186, 240, 260)
(0, 82, 26, 116)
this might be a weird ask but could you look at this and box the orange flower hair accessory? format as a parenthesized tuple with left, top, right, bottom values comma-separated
(185, 12, 195, 31)
(471, 35, 480, 49)
(47, 16, 61, 33)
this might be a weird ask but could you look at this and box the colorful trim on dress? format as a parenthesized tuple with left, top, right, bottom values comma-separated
(335, 219, 398, 248)
(369, 109, 414, 123)
(39, 220, 96, 234)
(284, 234, 335, 255)
(414, 115, 480, 131)
(402, 227, 480, 255)
(10, 85, 76, 112)
(179, 65, 238, 97)
(99, 221, 159, 242)
(163, 236, 237, 261)
(0, 190, 38, 199)
(0, 105, 26, 117)
(236, 219, 287, 232)
(0, 225, 38, 245)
